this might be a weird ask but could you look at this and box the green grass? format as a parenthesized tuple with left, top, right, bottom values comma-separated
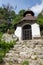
(22, 60, 29, 65)
(39, 62, 43, 65)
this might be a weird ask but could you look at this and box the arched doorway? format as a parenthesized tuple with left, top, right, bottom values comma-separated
(22, 24, 32, 40)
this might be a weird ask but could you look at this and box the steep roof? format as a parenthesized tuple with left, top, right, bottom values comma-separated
(23, 9, 34, 17)
(21, 15, 36, 21)
(14, 10, 37, 26)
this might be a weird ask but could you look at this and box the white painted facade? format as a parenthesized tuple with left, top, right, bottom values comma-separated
(31, 23, 41, 38)
(15, 23, 41, 40)
(15, 26, 22, 40)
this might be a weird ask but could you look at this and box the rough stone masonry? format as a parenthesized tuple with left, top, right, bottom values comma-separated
(4, 39, 43, 65)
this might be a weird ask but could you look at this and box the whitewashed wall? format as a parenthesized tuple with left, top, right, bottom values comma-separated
(15, 23, 41, 40)
(15, 26, 22, 40)
(31, 23, 41, 38)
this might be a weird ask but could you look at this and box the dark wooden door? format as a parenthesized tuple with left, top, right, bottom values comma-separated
(22, 29, 32, 40)
(22, 24, 32, 40)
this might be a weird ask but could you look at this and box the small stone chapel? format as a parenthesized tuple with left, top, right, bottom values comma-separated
(14, 10, 41, 40)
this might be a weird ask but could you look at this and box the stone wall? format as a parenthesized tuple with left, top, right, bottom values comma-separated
(4, 39, 43, 65)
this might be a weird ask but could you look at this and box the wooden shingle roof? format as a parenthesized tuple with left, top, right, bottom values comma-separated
(21, 15, 36, 21)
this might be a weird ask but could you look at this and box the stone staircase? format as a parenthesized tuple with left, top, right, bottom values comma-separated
(4, 39, 43, 65)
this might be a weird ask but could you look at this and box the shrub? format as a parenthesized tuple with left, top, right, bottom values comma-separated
(0, 39, 16, 63)
(7, 29, 14, 34)
(0, 40, 16, 49)
(22, 60, 29, 65)
(41, 31, 43, 36)
(0, 49, 5, 63)
(0, 32, 3, 39)
(0, 57, 3, 63)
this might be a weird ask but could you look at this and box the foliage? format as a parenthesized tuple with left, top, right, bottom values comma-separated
(41, 31, 43, 36)
(18, 10, 25, 16)
(0, 4, 25, 33)
(39, 62, 43, 65)
(0, 39, 16, 63)
(37, 12, 43, 26)
(0, 4, 16, 33)
(12, 14, 23, 25)
(22, 60, 29, 65)
(37, 10, 43, 33)
(0, 32, 3, 39)
(0, 40, 16, 50)
(0, 49, 5, 63)
(12, 9, 25, 25)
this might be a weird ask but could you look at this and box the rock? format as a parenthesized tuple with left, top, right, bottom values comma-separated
(38, 55, 43, 59)
(31, 55, 38, 60)
(13, 58, 18, 63)
(2, 33, 18, 42)
(4, 58, 10, 62)
(2, 33, 13, 42)
(3, 39, 43, 65)
(30, 60, 39, 65)
(4, 63, 9, 65)
(20, 52, 28, 58)
(17, 58, 22, 63)
(6, 53, 13, 57)
(12, 35, 18, 41)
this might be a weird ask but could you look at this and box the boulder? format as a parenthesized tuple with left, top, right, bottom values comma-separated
(2, 33, 18, 42)
(20, 52, 28, 58)
(31, 55, 38, 60)
(2, 33, 13, 42)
